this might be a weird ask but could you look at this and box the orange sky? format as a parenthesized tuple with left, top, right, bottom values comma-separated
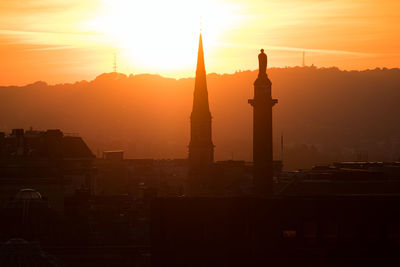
(0, 0, 399, 85)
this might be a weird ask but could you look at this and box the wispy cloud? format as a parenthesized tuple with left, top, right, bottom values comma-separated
(265, 45, 371, 57)
(0, 29, 98, 37)
(25, 45, 76, 51)
(215, 41, 373, 57)
(0, 28, 103, 48)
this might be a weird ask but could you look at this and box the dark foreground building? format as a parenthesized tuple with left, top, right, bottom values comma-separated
(0, 129, 152, 266)
(150, 50, 400, 267)
(0, 128, 96, 213)
(152, 196, 400, 267)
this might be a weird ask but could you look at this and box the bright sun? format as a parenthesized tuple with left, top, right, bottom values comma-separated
(85, 0, 238, 76)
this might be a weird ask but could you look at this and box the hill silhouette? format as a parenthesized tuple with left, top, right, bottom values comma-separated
(1, 67, 400, 170)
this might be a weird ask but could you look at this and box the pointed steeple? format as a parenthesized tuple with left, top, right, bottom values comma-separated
(192, 33, 210, 115)
(189, 33, 214, 176)
(196, 34, 206, 78)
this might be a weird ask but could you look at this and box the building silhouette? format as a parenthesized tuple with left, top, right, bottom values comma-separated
(187, 34, 214, 195)
(0, 238, 63, 266)
(0, 128, 95, 214)
(4, 36, 400, 267)
(152, 195, 400, 267)
(151, 50, 400, 267)
(248, 49, 278, 195)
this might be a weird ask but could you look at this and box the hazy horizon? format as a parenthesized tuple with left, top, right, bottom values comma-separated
(2, 64, 400, 87)
(2, 66, 400, 170)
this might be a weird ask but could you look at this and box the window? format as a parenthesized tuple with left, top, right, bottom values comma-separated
(283, 230, 297, 238)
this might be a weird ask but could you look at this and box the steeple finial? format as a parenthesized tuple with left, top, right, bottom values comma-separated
(200, 16, 203, 33)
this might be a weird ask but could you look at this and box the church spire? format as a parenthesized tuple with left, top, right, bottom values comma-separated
(192, 33, 210, 114)
(196, 34, 206, 78)
(188, 33, 214, 177)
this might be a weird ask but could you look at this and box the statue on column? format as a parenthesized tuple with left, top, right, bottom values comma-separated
(258, 49, 267, 76)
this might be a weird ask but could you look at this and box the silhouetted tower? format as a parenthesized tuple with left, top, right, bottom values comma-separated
(188, 33, 214, 175)
(248, 49, 278, 196)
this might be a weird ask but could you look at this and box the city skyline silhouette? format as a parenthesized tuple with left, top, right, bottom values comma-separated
(1, 1, 400, 266)
(1, 65, 400, 170)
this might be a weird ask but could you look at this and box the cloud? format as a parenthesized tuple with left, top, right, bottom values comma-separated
(265, 45, 371, 57)
(0, 0, 77, 14)
(214, 41, 373, 57)
(0, 29, 97, 36)
(25, 46, 76, 51)
(0, 29, 102, 48)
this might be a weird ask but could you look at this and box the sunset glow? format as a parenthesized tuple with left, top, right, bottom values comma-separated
(0, 0, 399, 84)
(85, 0, 239, 73)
